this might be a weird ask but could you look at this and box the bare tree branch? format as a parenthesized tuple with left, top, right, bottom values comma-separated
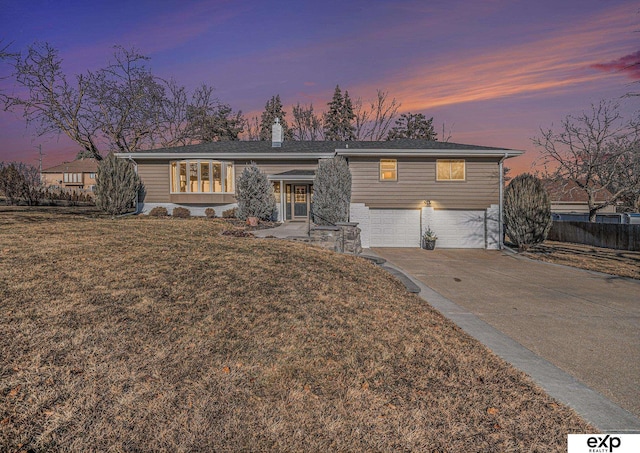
(533, 100, 639, 220)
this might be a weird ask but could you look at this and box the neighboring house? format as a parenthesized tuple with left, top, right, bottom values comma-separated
(41, 158, 99, 191)
(116, 122, 522, 249)
(543, 179, 616, 214)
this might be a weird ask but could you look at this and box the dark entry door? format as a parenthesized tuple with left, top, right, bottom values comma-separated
(293, 185, 307, 218)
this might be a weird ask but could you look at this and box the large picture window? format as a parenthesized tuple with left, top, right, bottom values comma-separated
(170, 160, 235, 193)
(436, 159, 465, 181)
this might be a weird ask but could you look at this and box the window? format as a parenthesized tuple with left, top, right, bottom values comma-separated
(63, 172, 82, 183)
(436, 159, 465, 181)
(225, 162, 234, 193)
(379, 159, 397, 181)
(170, 160, 235, 193)
(89, 173, 96, 179)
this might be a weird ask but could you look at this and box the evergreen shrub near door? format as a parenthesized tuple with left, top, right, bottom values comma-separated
(236, 163, 276, 221)
(313, 156, 352, 225)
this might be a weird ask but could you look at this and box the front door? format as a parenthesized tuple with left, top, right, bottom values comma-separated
(293, 185, 308, 219)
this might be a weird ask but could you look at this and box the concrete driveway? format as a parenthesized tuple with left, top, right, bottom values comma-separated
(374, 248, 640, 422)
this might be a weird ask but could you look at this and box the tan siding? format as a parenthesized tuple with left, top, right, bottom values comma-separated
(350, 157, 501, 209)
(137, 160, 171, 203)
(233, 159, 318, 180)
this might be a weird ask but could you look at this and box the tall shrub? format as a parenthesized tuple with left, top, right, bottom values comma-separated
(504, 173, 552, 251)
(0, 163, 26, 205)
(95, 152, 141, 215)
(0, 162, 43, 206)
(313, 156, 352, 225)
(235, 163, 275, 220)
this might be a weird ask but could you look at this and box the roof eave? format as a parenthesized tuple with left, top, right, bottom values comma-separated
(335, 148, 524, 158)
(115, 152, 336, 160)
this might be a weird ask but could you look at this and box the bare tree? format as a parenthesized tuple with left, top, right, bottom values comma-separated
(86, 46, 168, 153)
(181, 84, 244, 143)
(244, 116, 260, 141)
(387, 112, 437, 140)
(353, 89, 400, 140)
(0, 161, 44, 205)
(4, 42, 243, 156)
(533, 101, 639, 221)
(291, 102, 323, 140)
(5, 42, 101, 159)
(601, 122, 640, 211)
(440, 122, 453, 143)
(0, 40, 17, 103)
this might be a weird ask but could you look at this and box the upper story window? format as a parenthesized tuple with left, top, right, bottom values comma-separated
(63, 172, 82, 183)
(436, 159, 465, 181)
(379, 159, 397, 181)
(89, 173, 96, 179)
(170, 160, 234, 194)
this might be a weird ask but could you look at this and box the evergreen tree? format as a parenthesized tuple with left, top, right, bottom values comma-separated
(258, 95, 291, 141)
(95, 152, 141, 215)
(504, 173, 552, 251)
(323, 85, 356, 141)
(341, 90, 356, 141)
(235, 163, 276, 220)
(387, 113, 437, 140)
(312, 156, 352, 225)
(323, 85, 344, 141)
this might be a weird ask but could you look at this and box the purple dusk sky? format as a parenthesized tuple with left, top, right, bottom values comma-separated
(1, 0, 638, 174)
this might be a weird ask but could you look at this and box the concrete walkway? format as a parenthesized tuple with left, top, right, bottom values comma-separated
(253, 221, 309, 239)
(373, 248, 640, 432)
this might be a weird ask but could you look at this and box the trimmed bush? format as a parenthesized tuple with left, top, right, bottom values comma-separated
(172, 207, 191, 218)
(504, 173, 552, 251)
(95, 152, 141, 215)
(235, 163, 276, 220)
(148, 206, 168, 217)
(204, 207, 216, 218)
(313, 156, 351, 225)
(223, 207, 238, 218)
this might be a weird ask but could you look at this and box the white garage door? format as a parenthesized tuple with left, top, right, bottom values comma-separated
(430, 210, 485, 248)
(370, 209, 421, 247)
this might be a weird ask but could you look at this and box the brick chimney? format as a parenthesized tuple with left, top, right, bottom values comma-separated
(272, 118, 283, 147)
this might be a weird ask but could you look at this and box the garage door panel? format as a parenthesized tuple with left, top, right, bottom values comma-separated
(370, 209, 421, 247)
(430, 211, 485, 248)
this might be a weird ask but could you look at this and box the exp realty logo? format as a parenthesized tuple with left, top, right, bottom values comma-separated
(568, 434, 640, 453)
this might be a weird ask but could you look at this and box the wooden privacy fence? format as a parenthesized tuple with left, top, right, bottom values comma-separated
(548, 221, 640, 251)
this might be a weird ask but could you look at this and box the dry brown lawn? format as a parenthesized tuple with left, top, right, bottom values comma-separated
(522, 241, 640, 280)
(1, 208, 593, 451)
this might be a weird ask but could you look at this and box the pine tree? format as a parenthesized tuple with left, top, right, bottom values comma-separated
(312, 156, 352, 225)
(323, 86, 344, 141)
(323, 86, 356, 140)
(259, 95, 291, 141)
(504, 173, 552, 251)
(94, 152, 141, 215)
(341, 90, 356, 140)
(235, 163, 276, 220)
(387, 113, 437, 140)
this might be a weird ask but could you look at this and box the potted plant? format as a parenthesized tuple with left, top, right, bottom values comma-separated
(422, 226, 437, 250)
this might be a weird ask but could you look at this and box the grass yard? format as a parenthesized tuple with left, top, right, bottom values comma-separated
(522, 241, 640, 280)
(1, 208, 592, 451)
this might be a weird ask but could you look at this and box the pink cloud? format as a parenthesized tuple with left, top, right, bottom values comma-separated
(591, 50, 640, 80)
(356, 3, 639, 112)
